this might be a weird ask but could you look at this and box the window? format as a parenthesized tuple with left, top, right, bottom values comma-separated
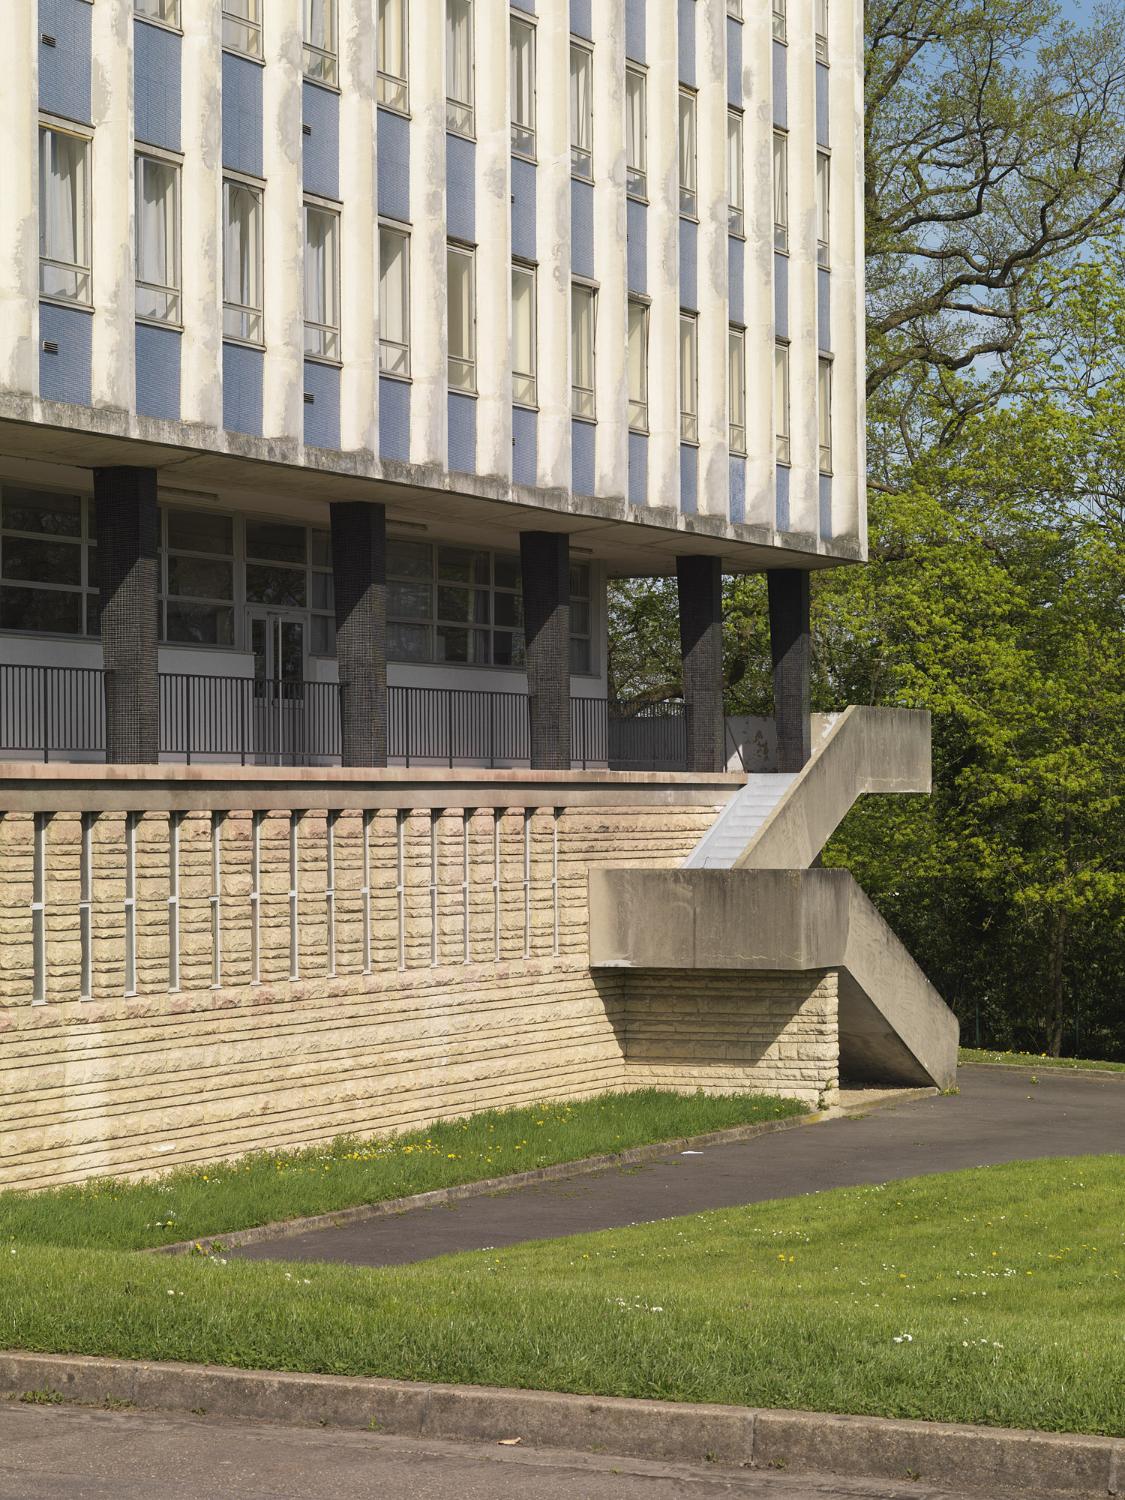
(222, 0, 262, 58)
(303, 0, 337, 86)
(309, 529, 335, 655)
(727, 110, 744, 236)
(447, 243, 476, 393)
(510, 14, 535, 158)
(627, 299, 648, 433)
(727, 0, 743, 16)
(773, 130, 788, 251)
(626, 67, 646, 198)
(379, 224, 410, 376)
(135, 0, 181, 25)
(0, 487, 98, 638)
(222, 179, 263, 344)
(512, 262, 536, 407)
(446, 0, 474, 137)
(678, 89, 697, 217)
(775, 342, 790, 465)
(245, 518, 308, 611)
(816, 0, 829, 61)
(570, 41, 593, 179)
(135, 155, 180, 325)
(818, 357, 833, 472)
(680, 313, 698, 444)
(39, 127, 90, 306)
(569, 563, 592, 674)
(772, 0, 786, 42)
(304, 204, 339, 361)
(817, 151, 831, 265)
(729, 327, 746, 454)
(571, 283, 596, 419)
(377, 0, 409, 111)
(165, 509, 235, 647)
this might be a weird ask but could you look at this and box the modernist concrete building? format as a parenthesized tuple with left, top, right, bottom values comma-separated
(0, 0, 864, 771)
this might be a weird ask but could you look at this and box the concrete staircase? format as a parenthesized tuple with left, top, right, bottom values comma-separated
(683, 774, 797, 869)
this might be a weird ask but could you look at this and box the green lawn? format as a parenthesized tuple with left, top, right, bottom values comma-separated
(2, 1156, 1122, 1435)
(0, 1090, 805, 1252)
(960, 1047, 1125, 1073)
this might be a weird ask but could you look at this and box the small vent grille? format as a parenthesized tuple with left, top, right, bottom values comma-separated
(303, 392, 315, 405)
(42, 340, 60, 355)
(41, 33, 57, 47)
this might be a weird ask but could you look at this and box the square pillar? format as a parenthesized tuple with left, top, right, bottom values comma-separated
(676, 554, 725, 774)
(520, 531, 571, 769)
(330, 501, 387, 767)
(767, 569, 812, 772)
(94, 467, 160, 764)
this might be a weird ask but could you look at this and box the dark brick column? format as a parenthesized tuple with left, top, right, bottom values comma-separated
(520, 531, 571, 770)
(94, 467, 160, 764)
(767, 568, 812, 772)
(676, 554, 725, 774)
(330, 501, 387, 767)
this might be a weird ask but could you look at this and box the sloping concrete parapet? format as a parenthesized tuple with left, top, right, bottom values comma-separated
(589, 867, 958, 1089)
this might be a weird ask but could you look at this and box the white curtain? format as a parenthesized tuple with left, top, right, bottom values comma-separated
(41, 131, 84, 265)
(727, 112, 743, 212)
(728, 331, 745, 430)
(379, 229, 408, 347)
(570, 46, 591, 152)
(510, 19, 533, 130)
(447, 0, 472, 105)
(304, 209, 333, 327)
(773, 132, 788, 229)
(678, 92, 696, 193)
(224, 182, 258, 307)
(511, 266, 534, 380)
(571, 287, 594, 394)
(137, 159, 172, 287)
(378, 0, 405, 79)
(626, 70, 645, 174)
(447, 248, 473, 367)
(774, 344, 790, 449)
(627, 302, 647, 409)
(304, 0, 330, 50)
(680, 317, 697, 419)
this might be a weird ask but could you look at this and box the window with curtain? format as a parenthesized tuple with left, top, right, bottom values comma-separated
(817, 151, 831, 265)
(377, 0, 408, 111)
(678, 89, 697, 217)
(680, 313, 698, 443)
(816, 0, 829, 59)
(570, 42, 592, 179)
(446, 0, 474, 137)
(775, 342, 790, 464)
(773, 131, 788, 251)
(303, 0, 337, 86)
(727, 110, 744, 235)
(729, 327, 746, 454)
(222, 178, 263, 344)
(447, 244, 476, 392)
(39, 127, 90, 306)
(222, 0, 262, 58)
(627, 299, 648, 432)
(510, 15, 536, 158)
(135, 0, 181, 25)
(772, 0, 786, 42)
(818, 357, 833, 472)
(304, 204, 339, 361)
(512, 262, 536, 407)
(571, 283, 596, 419)
(626, 67, 646, 198)
(135, 154, 180, 325)
(379, 225, 410, 376)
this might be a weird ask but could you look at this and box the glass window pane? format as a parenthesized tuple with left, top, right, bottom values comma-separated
(310, 530, 331, 568)
(775, 343, 791, 464)
(2, 488, 81, 537)
(626, 69, 646, 194)
(136, 156, 179, 303)
(223, 180, 262, 318)
(773, 132, 789, 249)
(166, 602, 235, 645)
(569, 636, 591, 674)
(512, 263, 536, 403)
(0, 586, 83, 634)
(167, 509, 233, 554)
(727, 111, 744, 230)
(311, 571, 334, 610)
(388, 539, 433, 580)
(571, 285, 595, 416)
(245, 563, 307, 607)
(379, 226, 410, 374)
(246, 520, 306, 563)
(569, 562, 590, 597)
(570, 43, 592, 174)
(818, 358, 833, 471)
(378, 0, 407, 83)
(492, 629, 525, 667)
(510, 16, 535, 153)
(493, 590, 522, 628)
(311, 614, 336, 655)
(1, 536, 82, 586)
(166, 556, 234, 600)
(570, 599, 590, 636)
(678, 91, 696, 212)
(627, 300, 648, 430)
(436, 625, 489, 664)
(389, 580, 432, 620)
(817, 152, 831, 262)
(304, 206, 339, 343)
(680, 315, 698, 441)
(494, 553, 520, 590)
(438, 585, 489, 624)
(437, 547, 489, 584)
(447, 246, 475, 386)
(447, 0, 474, 119)
(40, 130, 88, 269)
(388, 621, 431, 661)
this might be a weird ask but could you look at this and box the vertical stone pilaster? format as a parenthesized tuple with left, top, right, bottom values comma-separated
(520, 531, 572, 770)
(676, 554, 725, 773)
(330, 500, 387, 767)
(94, 467, 160, 764)
(768, 568, 812, 771)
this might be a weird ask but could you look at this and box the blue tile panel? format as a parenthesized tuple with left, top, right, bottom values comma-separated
(135, 324, 181, 421)
(678, 0, 695, 85)
(772, 41, 787, 129)
(774, 252, 789, 338)
(511, 157, 536, 261)
(446, 134, 476, 243)
(222, 341, 263, 436)
(303, 359, 340, 450)
(729, 455, 746, 524)
(819, 472, 833, 540)
(39, 303, 91, 406)
(776, 464, 791, 531)
(571, 180, 595, 280)
(134, 20, 181, 151)
(222, 53, 263, 177)
(680, 217, 698, 311)
(626, 0, 646, 62)
(303, 81, 339, 200)
(379, 375, 410, 462)
(728, 236, 744, 325)
(448, 392, 477, 474)
(512, 406, 537, 487)
(680, 444, 698, 514)
(628, 431, 648, 506)
(570, 0, 592, 40)
(512, 0, 535, 10)
(377, 108, 410, 223)
(816, 64, 830, 147)
(818, 267, 831, 352)
(727, 16, 742, 106)
(572, 420, 595, 497)
(39, 0, 91, 124)
(627, 199, 647, 295)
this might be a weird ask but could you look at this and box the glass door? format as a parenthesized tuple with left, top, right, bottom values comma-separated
(248, 609, 307, 763)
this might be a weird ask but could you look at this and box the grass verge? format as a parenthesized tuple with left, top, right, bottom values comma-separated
(0, 1090, 806, 1252)
(2, 1156, 1123, 1435)
(960, 1047, 1125, 1074)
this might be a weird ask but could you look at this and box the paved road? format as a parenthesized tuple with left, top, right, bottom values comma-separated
(0, 1405, 992, 1500)
(236, 1065, 1125, 1268)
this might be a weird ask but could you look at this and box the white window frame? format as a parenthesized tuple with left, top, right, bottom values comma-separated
(680, 312, 698, 444)
(727, 0, 743, 17)
(303, 200, 340, 363)
(510, 13, 536, 160)
(773, 129, 789, 252)
(817, 150, 831, 266)
(627, 298, 649, 434)
(727, 109, 744, 236)
(446, 0, 475, 138)
(222, 0, 262, 59)
(818, 356, 833, 473)
(511, 261, 537, 408)
(377, 0, 409, 113)
(729, 326, 746, 455)
(678, 88, 697, 218)
(379, 222, 411, 377)
(135, 0, 181, 27)
(772, 0, 786, 43)
(626, 66, 647, 199)
(570, 40, 593, 180)
(571, 281, 596, 420)
(222, 175, 264, 346)
(447, 242, 477, 394)
(775, 341, 791, 466)
(135, 151, 182, 327)
(816, 0, 829, 62)
(303, 0, 338, 87)
(38, 123, 92, 308)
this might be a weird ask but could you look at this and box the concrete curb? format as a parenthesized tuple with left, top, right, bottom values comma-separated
(1, 1352, 1119, 1497)
(959, 1061, 1125, 1082)
(150, 1088, 938, 1257)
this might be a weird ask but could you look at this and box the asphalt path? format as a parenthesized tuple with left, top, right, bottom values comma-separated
(235, 1064, 1125, 1268)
